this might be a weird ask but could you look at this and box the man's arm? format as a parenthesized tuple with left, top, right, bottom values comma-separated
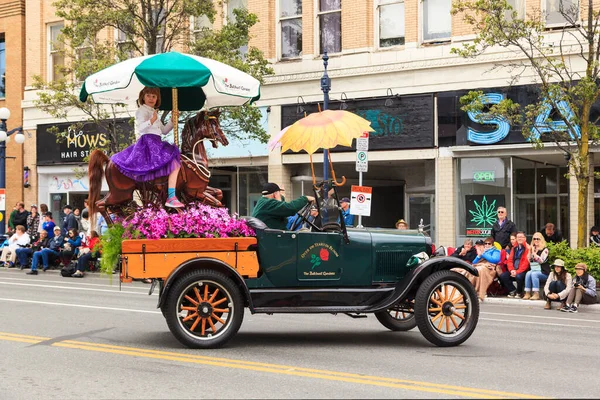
(267, 197, 310, 217)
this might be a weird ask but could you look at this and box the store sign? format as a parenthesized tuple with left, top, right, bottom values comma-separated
(465, 195, 505, 237)
(37, 119, 133, 165)
(473, 171, 495, 182)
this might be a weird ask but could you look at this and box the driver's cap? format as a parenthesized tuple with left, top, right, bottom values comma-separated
(262, 182, 284, 195)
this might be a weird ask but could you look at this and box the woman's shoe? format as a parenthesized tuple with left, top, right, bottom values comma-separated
(165, 197, 185, 208)
(72, 270, 84, 277)
(530, 292, 540, 301)
(544, 300, 551, 310)
(522, 291, 531, 300)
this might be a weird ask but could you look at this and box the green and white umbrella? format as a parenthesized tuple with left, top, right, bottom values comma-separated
(79, 52, 261, 111)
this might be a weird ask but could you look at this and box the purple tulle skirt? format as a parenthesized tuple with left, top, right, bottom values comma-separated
(111, 134, 181, 182)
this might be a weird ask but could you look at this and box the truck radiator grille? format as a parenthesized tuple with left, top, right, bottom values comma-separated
(374, 250, 413, 281)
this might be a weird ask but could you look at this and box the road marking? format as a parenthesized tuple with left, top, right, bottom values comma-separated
(0, 276, 148, 291)
(482, 311, 600, 323)
(0, 332, 545, 399)
(481, 317, 595, 329)
(0, 298, 161, 314)
(0, 281, 152, 295)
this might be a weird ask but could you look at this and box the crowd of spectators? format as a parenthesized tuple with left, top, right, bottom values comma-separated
(0, 201, 102, 278)
(451, 206, 598, 312)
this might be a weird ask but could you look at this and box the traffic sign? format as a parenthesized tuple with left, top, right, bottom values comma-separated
(355, 150, 368, 172)
(356, 136, 369, 151)
(350, 185, 372, 216)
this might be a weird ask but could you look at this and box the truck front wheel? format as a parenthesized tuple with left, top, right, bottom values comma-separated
(165, 269, 244, 349)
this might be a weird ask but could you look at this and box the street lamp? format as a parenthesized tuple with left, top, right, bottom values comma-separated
(0, 106, 25, 235)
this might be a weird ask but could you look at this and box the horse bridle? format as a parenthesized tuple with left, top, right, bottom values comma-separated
(181, 113, 219, 180)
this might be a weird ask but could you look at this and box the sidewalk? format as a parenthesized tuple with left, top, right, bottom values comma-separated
(484, 296, 600, 312)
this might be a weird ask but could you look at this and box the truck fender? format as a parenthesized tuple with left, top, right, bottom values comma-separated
(157, 257, 254, 312)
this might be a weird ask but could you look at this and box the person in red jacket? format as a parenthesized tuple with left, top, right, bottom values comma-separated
(498, 231, 530, 298)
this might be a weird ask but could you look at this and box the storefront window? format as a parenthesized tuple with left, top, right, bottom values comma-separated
(238, 166, 267, 216)
(457, 157, 511, 244)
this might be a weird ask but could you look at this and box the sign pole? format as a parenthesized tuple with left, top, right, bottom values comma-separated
(357, 172, 363, 228)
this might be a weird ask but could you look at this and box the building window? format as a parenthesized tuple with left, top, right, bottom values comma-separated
(116, 29, 135, 60)
(227, 0, 247, 24)
(422, 0, 451, 42)
(148, 8, 167, 53)
(49, 23, 65, 81)
(280, 0, 302, 58)
(505, 0, 525, 20)
(545, 0, 579, 26)
(191, 15, 211, 40)
(378, 0, 405, 47)
(318, 0, 341, 54)
(0, 34, 5, 98)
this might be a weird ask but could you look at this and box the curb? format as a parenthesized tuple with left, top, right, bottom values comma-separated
(484, 296, 600, 312)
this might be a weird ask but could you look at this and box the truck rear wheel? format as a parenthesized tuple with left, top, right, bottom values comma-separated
(374, 300, 416, 331)
(165, 269, 244, 349)
(414, 270, 479, 347)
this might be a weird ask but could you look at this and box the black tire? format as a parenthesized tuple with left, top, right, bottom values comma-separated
(414, 270, 479, 347)
(164, 269, 244, 349)
(374, 300, 416, 331)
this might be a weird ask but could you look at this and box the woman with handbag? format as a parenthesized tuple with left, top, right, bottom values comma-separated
(523, 232, 550, 300)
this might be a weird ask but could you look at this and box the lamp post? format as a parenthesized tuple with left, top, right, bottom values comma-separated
(320, 52, 331, 185)
(0, 107, 26, 235)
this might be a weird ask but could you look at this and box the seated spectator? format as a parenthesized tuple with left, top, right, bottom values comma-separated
(73, 231, 101, 277)
(27, 226, 64, 275)
(543, 259, 572, 310)
(499, 231, 530, 298)
(452, 239, 477, 263)
(59, 228, 82, 267)
(589, 226, 600, 246)
(523, 232, 550, 300)
(15, 230, 50, 270)
(0, 225, 31, 268)
(561, 263, 598, 313)
(395, 219, 408, 230)
(453, 238, 501, 302)
(540, 222, 563, 244)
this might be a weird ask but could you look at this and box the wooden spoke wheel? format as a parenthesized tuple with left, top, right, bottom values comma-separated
(414, 270, 479, 347)
(165, 269, 244, 349)
(374, 300, 416, 331)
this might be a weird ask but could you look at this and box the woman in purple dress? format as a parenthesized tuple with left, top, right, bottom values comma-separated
(111, 87, 184, 208)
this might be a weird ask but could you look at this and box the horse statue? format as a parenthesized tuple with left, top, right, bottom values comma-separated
(88, 110, 228, 217)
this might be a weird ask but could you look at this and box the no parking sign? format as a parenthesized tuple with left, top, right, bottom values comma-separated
(350, 185, 372, 217)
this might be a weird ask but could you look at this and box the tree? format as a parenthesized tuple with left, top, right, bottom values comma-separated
(33, 0, 272, 156)
(451, 0, 600, 248)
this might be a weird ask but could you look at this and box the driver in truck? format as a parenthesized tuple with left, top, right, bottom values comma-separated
(252, 182, 315, 230)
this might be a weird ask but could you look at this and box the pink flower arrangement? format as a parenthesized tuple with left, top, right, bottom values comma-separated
(122, 203, 255, 240)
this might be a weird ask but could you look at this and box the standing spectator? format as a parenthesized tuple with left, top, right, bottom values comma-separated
(339, 197, 354, 227)
(97, 212, 109, 236)
(42, 212, 56, 239)
(0, 225, 31, 267)
(395, 219, 408, 230)
(523, 232, 550, 300)
(452, 239, 477, 263)
(589, 226, 600, 246)
(491, 206, 517, 250)
(540, 222, 563, 243)
(26, 205, 40, 241)
(62, 205, 78, 236)
(81, 209, 90, 235)
(73, 208, 83, 232)
(543, 259, 572, 310)
(11, 202, 29, 231)
(561, 263, 598, 313)
(7, 202, 19, 233)
(499, 231, 530, 298)
(37, 204, 49, 234)
(27, 226, 64, 275)
(16, 230, 49, 270)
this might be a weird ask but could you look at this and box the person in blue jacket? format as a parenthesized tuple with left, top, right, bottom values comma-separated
(339, 197, 354, 227)
(27, 226, 65, 275)
(454, 237, 501, 302)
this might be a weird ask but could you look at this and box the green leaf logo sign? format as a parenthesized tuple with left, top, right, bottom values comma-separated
(310, 254, 322, 270)
(468, 196, 498, 228)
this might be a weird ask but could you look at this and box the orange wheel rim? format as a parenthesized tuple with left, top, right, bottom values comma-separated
(427, 282, 470, 335)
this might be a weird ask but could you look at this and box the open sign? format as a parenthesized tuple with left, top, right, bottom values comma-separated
(473, 171, 495, 182)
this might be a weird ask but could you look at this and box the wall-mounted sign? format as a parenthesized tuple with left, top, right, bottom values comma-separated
(473, 171, 495, 182)
(465, 194, 505, 237)
(37, 119, 133, 165)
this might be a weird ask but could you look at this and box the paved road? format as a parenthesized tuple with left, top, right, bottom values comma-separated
(1, 268, 598, 399)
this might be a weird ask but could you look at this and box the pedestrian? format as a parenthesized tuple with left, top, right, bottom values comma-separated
(540, 222, 563, 243)
(37, 204, 49, 234)
(339, 197, 354, 227)
(523, 232, 550, 300)
(110, 86, 184, 208)
(62, 205, 78, 236)
(395, 219, 408, 230)
(589, 226, 600, 246)
(491, 206, 517, 250)
(26, 205, 40, 241)
(452, 239, 477, 263)
(561, 263, 598, 313)
(11, 202, 29, 232)
(499, 231, 530, 298)
(73, 207, 83, 232)
(543, 259, 572, 310)
(251, 182, 314, 230)
(81, 209, 90, 235)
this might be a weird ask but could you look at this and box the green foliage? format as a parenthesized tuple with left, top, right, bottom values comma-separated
(99, 223, 125, 275)
(547, 241, 600, 281)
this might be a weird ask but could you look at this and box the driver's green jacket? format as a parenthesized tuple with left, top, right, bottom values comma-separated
(251, 196, 309, 230)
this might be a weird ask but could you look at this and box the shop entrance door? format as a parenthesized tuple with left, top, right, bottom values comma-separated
(408, 194, 435, 238)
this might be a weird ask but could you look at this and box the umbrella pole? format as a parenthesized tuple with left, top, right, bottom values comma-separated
(172, 87, 179, 147)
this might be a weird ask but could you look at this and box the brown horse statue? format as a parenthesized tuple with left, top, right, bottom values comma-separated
(88, 110, 228, 217)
